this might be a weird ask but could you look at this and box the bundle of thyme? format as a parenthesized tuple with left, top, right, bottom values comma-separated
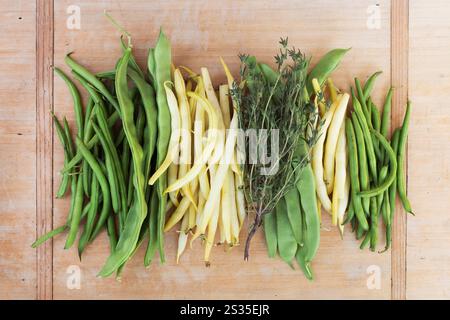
(230, 38, 320, 259)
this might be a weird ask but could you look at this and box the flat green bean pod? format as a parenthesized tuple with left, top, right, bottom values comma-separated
(276, 199, 297, 264)
(306, 48, 350, 95)
(263, 211, 277, 258)
(98, 48, 147, 277)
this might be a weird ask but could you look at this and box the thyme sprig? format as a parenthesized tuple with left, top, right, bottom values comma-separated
(231, 38, 321, 259)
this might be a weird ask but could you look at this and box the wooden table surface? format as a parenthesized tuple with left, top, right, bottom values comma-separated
(0, 0, 449, 300)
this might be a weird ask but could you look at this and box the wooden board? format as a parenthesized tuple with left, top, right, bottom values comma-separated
(0, 0, 37, 299)
(51, 0, 391, 299)
(407, 0, 450, 299)
(3, 0, 448, 300)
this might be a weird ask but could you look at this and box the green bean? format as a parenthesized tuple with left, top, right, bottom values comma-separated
(116, 221, 149, 278)
(120, 37, 145, 80)
(135, 106, 146, 145)
(63, 117, 74, 156)
(107, 215, 117, 254)
(81, 97, 95, 197)
(379, 88, 393, 164)
(62, 117, 78, 227)
(66, 173, 78, 225)
(358, 129, 397, 198)
(363, 71, 382, 101)
(32, 225, 68, 248)
(98, 48, 147, 277)
(54, 68, 84, 139)
(81, 158, 92, 196)
(147, 48, 156, 85)
(382, 190, 391, 229)
(78, 175, 100, 257)
(96, 70, 116, 79)
(81, 200, 91, 219)
(92, 123, 120, 214)
(284, 188, 303, 245)
(360, 230, 371, 249)
(377, 166, 388, 225)
(263, 211, 277, 258)
(345, 119, 369, 231)
(121, 136, 131, 181)
(343, 201, 355, 225)
(259, 63, 279, 85)
(64, 177, 84, 249)
(306, 48, 350, 95)
(355, 78, 372, 127)
(84, 98, 94, 138)
(356, 223, 366, 240)
(385, 129, 400, 251)
(146, 30, 172, 263)
(351, 89, 378, 183)
(95, 104, 128, 230)
(55, 68, 88, 198)
(62, 110, 120, 173)
(128, 68, 157, 182)
(53, 114, 71, 198)
(65, 53, 120, 113)
(369, 197, 378, 251)
(397, 101, 413, 214)
(127, 161, 134, 207)
(296, 247, 313, 281)
(276, 199, 297, 264)
(380, 88, 393, 139)
(351, 112, 370, 215)
(75, 137, 111, 241)
(295, 200, 313, 280)
(144, 189, 159, 266)
(297, 144, 320, 263)
(370, 100, 381, 158)
(114, 127, 126, 148)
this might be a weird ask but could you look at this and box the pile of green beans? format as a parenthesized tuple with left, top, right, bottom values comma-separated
(344, 73, 413, 252)
(32, 31, 171, 278)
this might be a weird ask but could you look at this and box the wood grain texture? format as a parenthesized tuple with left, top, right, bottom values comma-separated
(51, 0, 391, 299)
(0, 0, 37, 299)
(36, 0, 54, 300)
(390, 0, 408, 300)
(407, 0, 450, 299)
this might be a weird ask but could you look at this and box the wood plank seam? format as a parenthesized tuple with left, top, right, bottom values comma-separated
(36, 0, 54, 300)
(390, 0, 408, 300)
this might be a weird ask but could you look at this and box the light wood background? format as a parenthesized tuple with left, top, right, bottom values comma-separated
(0, 0, 448, 300)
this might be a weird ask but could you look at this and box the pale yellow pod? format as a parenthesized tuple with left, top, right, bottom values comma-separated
(220, 171, 232, 243)
(204, 199, 220, 265)
(193, 79, 210, 199)
(201, 67, 225, 165)
(176, 213, 190, 264)
(327, 78, 338, 103)
(165, 92, 219, 193)
(235, 171, 246, 228)
(324, 93, 350, 194)
(312, 95, 341, 213)
(164, 196, 191, 232)
(198, 115, 239, 234)
(167, 162, 179, 206)
(174, 69, 196, 208)
(228, 170, 240, 245)
(149, 81, 181, 185)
